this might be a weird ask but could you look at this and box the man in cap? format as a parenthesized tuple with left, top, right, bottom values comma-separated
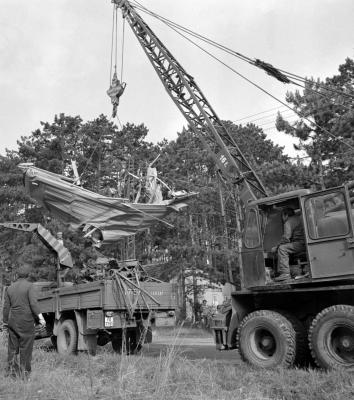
(273, 207, 306, 282)
(3, 263, 46, 378)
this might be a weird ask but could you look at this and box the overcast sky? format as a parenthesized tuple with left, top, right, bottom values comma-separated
(1, 0, 353, 158)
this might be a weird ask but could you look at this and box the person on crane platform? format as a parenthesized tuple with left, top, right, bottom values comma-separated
(272, 207, 306, 282)
(107, 71, 126, 118)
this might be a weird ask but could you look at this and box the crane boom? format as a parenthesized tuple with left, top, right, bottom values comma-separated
(113, 0, 267, 203)
(0, 222, 73, 269)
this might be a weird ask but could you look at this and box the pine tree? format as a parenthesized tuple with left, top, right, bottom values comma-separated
(276, 58, 354, 188)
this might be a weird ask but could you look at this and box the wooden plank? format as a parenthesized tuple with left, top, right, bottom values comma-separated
(103, 280, 178, 310)
(37, 296, 56, 313)
(238, 283, 354, 295)
(35, 279, 177, 313)
(78, 290, 102, 309)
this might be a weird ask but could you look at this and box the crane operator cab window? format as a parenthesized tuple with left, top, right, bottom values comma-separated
(304, 191, 349, 239)
(244, 209, 260, 248)
(303, 190, 354, 279)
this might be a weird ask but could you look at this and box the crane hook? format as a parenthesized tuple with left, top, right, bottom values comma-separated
(107, 71, 126, 117)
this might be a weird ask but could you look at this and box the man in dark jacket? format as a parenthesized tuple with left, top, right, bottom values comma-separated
(3, 263, 46, 378)
(273, 207, 306, 282)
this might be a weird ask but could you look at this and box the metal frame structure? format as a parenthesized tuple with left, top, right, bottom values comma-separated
(0, 223, 73, 270)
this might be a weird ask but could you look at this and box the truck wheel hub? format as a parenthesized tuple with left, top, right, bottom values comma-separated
(260, 335, 274, 350)
(338, 335, 354, 351)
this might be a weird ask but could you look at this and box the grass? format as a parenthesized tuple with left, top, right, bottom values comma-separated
(1, 329, 354, 400)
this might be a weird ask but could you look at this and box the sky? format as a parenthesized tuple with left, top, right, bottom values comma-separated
(1, 0, 354, 158)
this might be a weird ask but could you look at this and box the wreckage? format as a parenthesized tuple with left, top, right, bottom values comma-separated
(19, 164, 196, 244)
(0, 163, 187, 355)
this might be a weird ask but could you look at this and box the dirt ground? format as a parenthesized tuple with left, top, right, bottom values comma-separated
(35, 328, 240, 363)
(141, 330, 241, 363)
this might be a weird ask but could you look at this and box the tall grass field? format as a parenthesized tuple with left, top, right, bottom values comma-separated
(0, 328, 353, 400)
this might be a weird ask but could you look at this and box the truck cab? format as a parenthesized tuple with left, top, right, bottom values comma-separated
(242, 183, 354, 288)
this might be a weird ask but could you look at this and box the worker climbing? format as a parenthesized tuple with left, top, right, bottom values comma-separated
(107, 71, 126, 118)
(107, 4, 126, 119)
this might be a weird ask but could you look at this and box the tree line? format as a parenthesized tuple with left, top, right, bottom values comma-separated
(0, 58, 353, 316)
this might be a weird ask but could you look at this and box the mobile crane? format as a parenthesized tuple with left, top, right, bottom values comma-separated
(113, 0, 354, 369)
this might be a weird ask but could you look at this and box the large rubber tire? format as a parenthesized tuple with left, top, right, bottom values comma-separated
(237, 310, 298, 368)
(85, 334, 97, 356)
(127, 329, 141, 354)
(111, 328, 141, 354)
(50, 335, 57, 349)
(56, 319, 78, 355)
(97, 331, 111, 347)
(111, 330, 124, 353)
(137, 320, 151, 345)
(145, 327, 152, 344)
(308, 305, 354, 369)
(277, 310, 309, 366)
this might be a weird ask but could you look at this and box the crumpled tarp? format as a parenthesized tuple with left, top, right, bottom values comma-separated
(20, 165, 196, 243)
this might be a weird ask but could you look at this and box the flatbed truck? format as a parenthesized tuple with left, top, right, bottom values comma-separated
(1, 223, 177, 355)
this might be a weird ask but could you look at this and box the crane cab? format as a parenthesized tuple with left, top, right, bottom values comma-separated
(242, 183, 354, 288)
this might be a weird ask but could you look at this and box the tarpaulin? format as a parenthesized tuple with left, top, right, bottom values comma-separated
(20, 165, 196, 243)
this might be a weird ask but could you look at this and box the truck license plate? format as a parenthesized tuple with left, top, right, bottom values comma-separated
(105, 316, 114, 327)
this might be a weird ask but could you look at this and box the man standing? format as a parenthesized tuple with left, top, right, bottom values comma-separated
(200, 299, 209, 327)
(273, 208, 306, 282)
(3, 263, 46, 379)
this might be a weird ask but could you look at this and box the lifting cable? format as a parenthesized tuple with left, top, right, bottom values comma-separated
(130, 1, 354, 152)
(233, 105, 289, 123)
(121, 17, 126, 82)
(109, 5, 118, 84)
(77, 132, 105, 183)
(132, 1, 354, 102)
(152, 12, 354, 150)
(131, 0, 354, 123)
(79, 7, 125, 184)
(278, 69, 354, 101)
(107, 4, 126, 120)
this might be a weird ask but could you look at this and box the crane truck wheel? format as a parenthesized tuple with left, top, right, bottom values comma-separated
(237, 310, 297, 368)
(127, 329, 141, 354)
(56, 319, 78, 355)
(145, 326, 153, 344)
(50, 335, 57, 349)
(111, 328, 141, 354)
(308, 305, 354, 369)
(276, 310, 309, 366)
(111, 332, 124, 354)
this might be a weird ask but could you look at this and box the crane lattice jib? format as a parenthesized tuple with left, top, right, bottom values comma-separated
(0, 222, 73, 269)
(113, 0, 268, 202)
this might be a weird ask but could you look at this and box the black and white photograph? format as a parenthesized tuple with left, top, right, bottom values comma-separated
(1, 1, 354, 399)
